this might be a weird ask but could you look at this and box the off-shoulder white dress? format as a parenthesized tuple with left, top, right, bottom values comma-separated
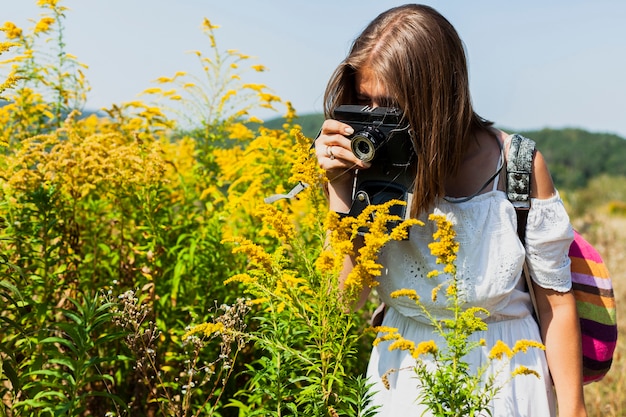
(366, 140, 574, 416)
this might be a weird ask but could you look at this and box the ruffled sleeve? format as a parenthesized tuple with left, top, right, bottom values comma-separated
(524, 192, 574, 292)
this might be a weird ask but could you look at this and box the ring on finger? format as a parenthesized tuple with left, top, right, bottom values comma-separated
(326, 145, 335, 160)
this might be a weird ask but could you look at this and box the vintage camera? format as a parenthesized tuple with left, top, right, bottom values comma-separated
(332, 104, 417, 229)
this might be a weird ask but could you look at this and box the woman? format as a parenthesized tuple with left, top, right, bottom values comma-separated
(314, 4, 587, 416)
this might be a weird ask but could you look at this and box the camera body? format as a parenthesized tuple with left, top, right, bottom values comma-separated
(332, 104, 417, 227)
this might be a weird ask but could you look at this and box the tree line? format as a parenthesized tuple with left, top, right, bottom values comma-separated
(271, 113, 626, 191)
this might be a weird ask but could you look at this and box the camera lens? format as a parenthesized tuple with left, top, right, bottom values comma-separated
(351, 128, 383, 162)
(356, 140, 371, 156)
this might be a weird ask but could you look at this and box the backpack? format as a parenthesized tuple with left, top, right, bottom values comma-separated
(506, 134, 618, 384)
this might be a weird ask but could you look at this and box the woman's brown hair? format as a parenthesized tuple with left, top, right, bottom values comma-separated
(324, 4, 492, 217)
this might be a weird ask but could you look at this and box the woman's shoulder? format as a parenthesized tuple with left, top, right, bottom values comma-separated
(530, 150, 557, 199)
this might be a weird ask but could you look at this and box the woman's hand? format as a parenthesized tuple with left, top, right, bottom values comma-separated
(315, 119, 372, 182)
(315, 119, 365, 212)
(315, 119, 371, 212)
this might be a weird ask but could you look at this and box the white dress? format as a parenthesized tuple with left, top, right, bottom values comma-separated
(366, 153, 574, 416)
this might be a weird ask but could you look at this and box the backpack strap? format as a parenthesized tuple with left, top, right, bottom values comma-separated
(506, 134, 536, 242)
(506, 134, 535, 204)
(506, 134, 540, 320)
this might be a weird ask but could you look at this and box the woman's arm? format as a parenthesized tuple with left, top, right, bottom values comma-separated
(531, 150, 587, 417)
(316, 119, 372, 309)
(533, 285, 586, 416)
(337, 236, 371, 310)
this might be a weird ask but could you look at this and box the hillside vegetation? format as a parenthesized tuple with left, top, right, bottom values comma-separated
(272, 113, 626, 192)
(519, 128, 626, 190)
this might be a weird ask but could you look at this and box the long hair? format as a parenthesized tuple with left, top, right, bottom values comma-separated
(324, 4, 492, 217)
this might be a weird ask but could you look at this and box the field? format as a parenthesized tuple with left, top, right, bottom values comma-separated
(1, 1, 625, 415)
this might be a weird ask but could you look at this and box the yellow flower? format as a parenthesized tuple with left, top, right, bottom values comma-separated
(412, 340, 438, 358)
(314, 251, 336, 274)
(202, 18, 220, 30)
(488, 340, 513, 360)
(34, 17, 55, 34)
(428, 213, 459, 276)
(431, 282, 444, 302)
(226, 237, 274, 273)
(446, 282, 457, 296)
(0, 41, 17, 54)
(220, 89, 237, 104)
(338, 200, 423, 294)
(381, 369, 396, 390)
(183, 322, 225, 339)
(275, 302, 286, 314)
(224, 273, 257, 285)
(458, 307, 489, 333)
(242, 83, 266, 93)
(289, 129, 324, 188)
(367, 326, 399, 335)
(0, 72, 19, 99)
(142, 87, 163, 94)
(390, 288, 420, 302)
(512, 339, 545, 354)
(512, 365, 541, 379)
(388, 338, 416, 352)
(247, 297, 269, 306)
(258, 204, 296, 242)
(226, 122, 254, 141)
(37, 0, 60, 6)
(2, 22, 23, 39)
(426, 270, 440, 279)
(373, 331, 401, 347)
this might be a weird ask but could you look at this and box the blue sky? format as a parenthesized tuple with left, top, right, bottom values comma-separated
(5, 0, 626, 137)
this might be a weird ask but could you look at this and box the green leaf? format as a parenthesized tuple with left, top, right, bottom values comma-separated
(38, 336, 79, 354)
(0, 360, 20, 392)
(93, 331, 126, 347)
(23, 369, 65, 382)
(0, 280, 23, 303)
(52, 357, 80, 371)
(32, 389, 67, 401)
(78, 389, 128, 409)
(60, 308, 84, 326)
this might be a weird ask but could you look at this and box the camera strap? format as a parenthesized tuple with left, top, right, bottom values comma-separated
(263, 181, 310, 204)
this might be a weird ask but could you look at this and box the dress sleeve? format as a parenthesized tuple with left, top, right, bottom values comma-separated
(524, 192, 574, 292)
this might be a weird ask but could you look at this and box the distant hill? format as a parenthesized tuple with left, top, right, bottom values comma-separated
(264, 113, 324, 139)
(517, 128, 626, 190)
(268, 113, 626, 191)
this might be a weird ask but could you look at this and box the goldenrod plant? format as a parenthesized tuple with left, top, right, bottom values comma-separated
(139, 17, 285, 177)
(0, 34, 20, 152)
(0, 0, 89, 145)
(203, 198, 416, 415)
(1, 2, 374, 415)
(141, 18, 280, 130)
(0, 39, 19, 101)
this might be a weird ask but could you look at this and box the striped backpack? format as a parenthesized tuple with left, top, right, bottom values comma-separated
(507, 134, 618, 384)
